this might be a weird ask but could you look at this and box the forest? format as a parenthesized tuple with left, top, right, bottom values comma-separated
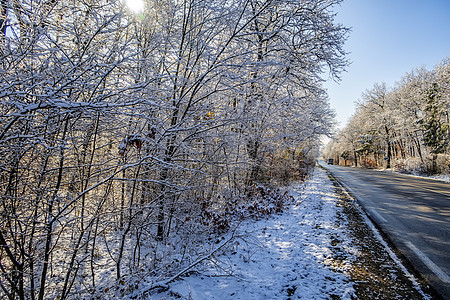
(0, 0, 348, 298)
(323, 58, 450, 175)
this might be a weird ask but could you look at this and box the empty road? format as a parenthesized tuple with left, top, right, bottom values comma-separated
(320, 161, 450, 299)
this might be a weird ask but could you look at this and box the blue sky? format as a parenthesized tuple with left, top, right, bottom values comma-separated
(324, 0, 450, 128)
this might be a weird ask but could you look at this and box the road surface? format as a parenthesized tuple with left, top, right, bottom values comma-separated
(320, 161, 450, 299)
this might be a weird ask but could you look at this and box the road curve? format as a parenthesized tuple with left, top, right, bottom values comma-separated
(319, 161, 450, 299)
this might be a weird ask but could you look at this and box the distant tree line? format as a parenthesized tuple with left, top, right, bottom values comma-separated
(0, 0, 348, 298)
(323, 58, 450, 174)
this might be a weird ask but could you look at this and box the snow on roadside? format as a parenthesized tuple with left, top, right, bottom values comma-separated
(148, 167, 356, 299)
(377, 168, 450, 182)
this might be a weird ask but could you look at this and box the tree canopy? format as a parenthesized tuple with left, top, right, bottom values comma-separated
(323, 58, 450, 174)
(0, 0, 348, 298)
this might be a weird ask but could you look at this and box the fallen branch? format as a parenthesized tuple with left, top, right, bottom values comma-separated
(131, 227, 241, 298)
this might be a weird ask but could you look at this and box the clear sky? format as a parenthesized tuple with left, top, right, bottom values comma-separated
(324, 0, 450, 129)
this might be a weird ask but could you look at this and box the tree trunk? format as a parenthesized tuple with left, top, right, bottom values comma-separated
(38, 117, 69, 300)
(386, 140, 392, 169)
(353, 149, 358, 167)
(431, 153, 437, 174)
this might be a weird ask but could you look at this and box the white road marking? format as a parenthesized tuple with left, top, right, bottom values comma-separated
(369, 209, 387, 223)
(406, 242, 450, 284)
(359, 208, 430, 298)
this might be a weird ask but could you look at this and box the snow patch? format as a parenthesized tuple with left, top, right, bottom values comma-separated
(143, 168, 356, 299)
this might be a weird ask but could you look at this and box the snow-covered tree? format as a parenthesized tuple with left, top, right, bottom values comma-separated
(325, 57, 450, 174)
(0, 0, 349, 298)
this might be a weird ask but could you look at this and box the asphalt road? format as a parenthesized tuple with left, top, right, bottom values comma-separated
(319, 161, 450, 299)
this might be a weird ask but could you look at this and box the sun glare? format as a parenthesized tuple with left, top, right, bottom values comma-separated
(125, 0, 145, 13)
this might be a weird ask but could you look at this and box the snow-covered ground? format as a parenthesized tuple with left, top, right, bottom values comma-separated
(137, 168, 357, 299)
(127, 166, 433, 299)
(394, 171, 450, 182)
(376, 168, 450, 182)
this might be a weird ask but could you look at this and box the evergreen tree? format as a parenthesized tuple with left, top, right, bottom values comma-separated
(420, 83, 449, 172)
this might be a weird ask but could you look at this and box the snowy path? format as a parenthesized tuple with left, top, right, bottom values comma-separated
(154, 167, 356, 299)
